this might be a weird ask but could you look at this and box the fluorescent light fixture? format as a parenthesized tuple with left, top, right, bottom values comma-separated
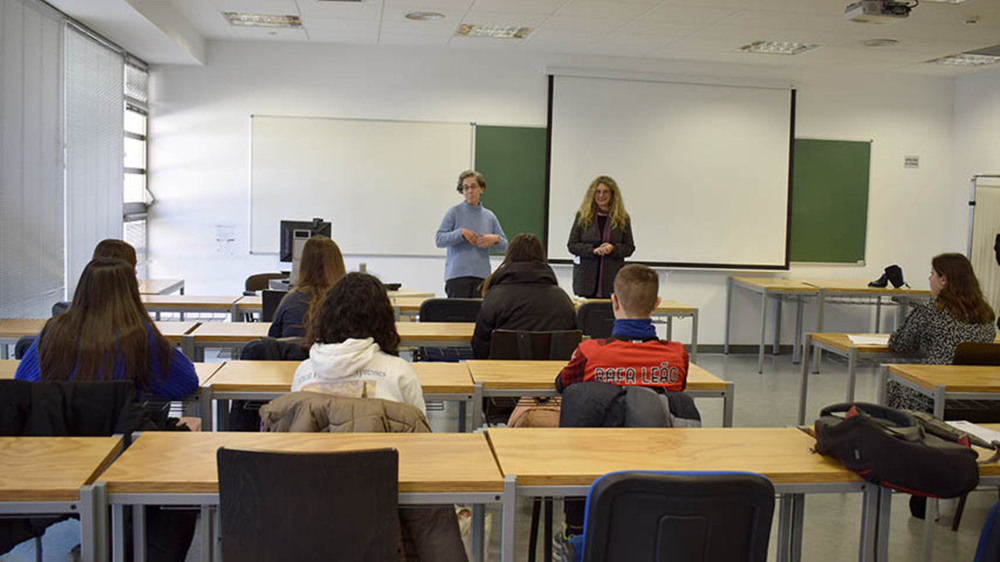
(735, 40, 821, 55)
(928, 53, 1000, 66)
(922, 0, 974, 4)
(406, 12, 445, 21)
(862, 38, 899, 47)
(455, 24, 532, 39)
(223, 12, 302, 28)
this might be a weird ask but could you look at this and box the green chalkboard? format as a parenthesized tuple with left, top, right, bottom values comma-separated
(474, 126, 547, 253)
(789, 139, 871, 263)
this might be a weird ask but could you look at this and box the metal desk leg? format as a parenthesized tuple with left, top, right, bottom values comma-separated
(214, 506, 222, 562)
(724, 278, 734, 355)
(776, 494, 794, 562)
(457, 400, 467, 433)
(922, 498, 937, 562)
(875, 297, 882, 333)
(501, 475, 517, 562)
(80, 483, 107, 562)
(877, 366, 889, 405)
(846, 348, 859, 403)
(723, 382, 735, 427)
(666, 318, 673, 341)
(471, 505, 485, 562)
(797, 335, 812, 425)
(876, 487, 892, 561)
(758, 289, 768, 373)
(181, 335, 195, 361)
(812, 291, 825, 373)
(133, 505, 146, 562)
(792, 296, 804, 364)
(200, 387, 214, 432)
(216, 400, 230, 432)
(690, 310, 699, 363)
(773, 298, 782, 355)
(471, 383, 483, 432)
(199, 507, 212, 562)
(933, 386, 946, 419)
(790, 494, 805, 561)
(111, 504, 126, 562)
(858, 484, 879, 562)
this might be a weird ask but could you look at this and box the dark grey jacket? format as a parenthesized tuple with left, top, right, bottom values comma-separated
(567, 213, 635, 297)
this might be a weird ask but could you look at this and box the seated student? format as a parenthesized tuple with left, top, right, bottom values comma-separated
(886, 253, 996, 411)
(471, 233, 576, 359)
(15, 258, 198, 401)
(93, 238, 137, 269)
(292, 272, 425, 414)
(553, 264, 689, 560)
(269, 235, 346, 338)
(555, 264, 689, 393)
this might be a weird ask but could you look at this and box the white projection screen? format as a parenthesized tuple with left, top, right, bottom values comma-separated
(547, 75, 794, 268)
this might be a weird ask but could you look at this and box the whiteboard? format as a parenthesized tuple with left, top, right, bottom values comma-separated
(547, 75, 793, 268)
(250, 116, 473, 256)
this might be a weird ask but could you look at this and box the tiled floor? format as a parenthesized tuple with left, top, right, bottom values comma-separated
(2, 351, 994, 561)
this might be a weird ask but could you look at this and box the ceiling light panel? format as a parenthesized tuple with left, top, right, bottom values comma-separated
(455, 24, 532, 39)
(223, 12, 302, 28)
(735, 40, 822, 55)
(928, 52, 1000, 66)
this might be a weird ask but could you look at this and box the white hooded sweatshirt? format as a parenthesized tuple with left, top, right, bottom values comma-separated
(291, 337, 426, 414)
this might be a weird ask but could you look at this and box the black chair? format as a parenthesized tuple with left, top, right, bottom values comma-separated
(226, 337, 308, 431)
(261, 289, 287, 323)
(217, 447, 400, 562)
(14, 336, 36, 360)
(488, 329, 583, 361)
(51, 302, 69, 316)
(582, 471, 775, 562)
(577, 301, 615, 339)
(244, 272, 286, 296)
(414, 298, 481, 362)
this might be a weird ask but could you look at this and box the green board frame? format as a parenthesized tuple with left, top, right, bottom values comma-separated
(789, 139, 871, 263)
(474, 126, 548, 254)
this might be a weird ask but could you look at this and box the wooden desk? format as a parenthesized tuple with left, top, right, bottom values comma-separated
(182, 321, 475, 361)
(232, 295, 262, 320)
(798, 333, 918, 425)
(725, 277, 820, 373)
(487, 427, 872, 562)
(96, 431, 507, 562)
(0, 436, 123, 561)
(465, 360, 735, 427)
(141, 295, 241, 321)
(199, 360, 475, 432)
(137, 279, 185, 296)
(0, 318, 46, 358)
(576, 298, 700, 361)
(0, 359, 18, 379)
(878, 364, 1000, 419)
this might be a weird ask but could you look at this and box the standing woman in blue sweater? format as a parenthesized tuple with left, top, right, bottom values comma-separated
(16, 258, 198, 401)
(435, 170, 508, 297)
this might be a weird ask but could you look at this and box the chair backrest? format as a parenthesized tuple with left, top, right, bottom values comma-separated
(583, 471, 775, 562)
(14, 336, 36, 360)
(953, 342, 1000, 366)
(239, 337, 308, 361)
(245, 272, 286, 293)
(488, 329, 583, 360)
(418, 297, 482, 323)
(51, 301, 69, 317)
(261, 289, 287, 323)
(0, 380, 140, 437)
(577, 301, 615, 339)
(218, 447, 400, 562)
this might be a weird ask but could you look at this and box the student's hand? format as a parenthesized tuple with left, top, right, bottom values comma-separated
(461, 229, 479, 245)
(476, 234, 500, 248)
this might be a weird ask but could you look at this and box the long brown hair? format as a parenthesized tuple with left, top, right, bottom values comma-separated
(481, 233, 547, 295)
(38, 258, 171, 387)
(576, 175, 628, 230)
(306, 273, 400, 356)
(932, 253, 996, 324)
(93, 239, 137, 269)
(297, 235, 346, 329)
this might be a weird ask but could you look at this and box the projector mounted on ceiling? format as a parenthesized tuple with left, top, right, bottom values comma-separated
(845, 0, 915, 23)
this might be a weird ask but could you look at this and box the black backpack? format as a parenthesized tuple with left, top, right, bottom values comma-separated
(814, 403, 979, 498)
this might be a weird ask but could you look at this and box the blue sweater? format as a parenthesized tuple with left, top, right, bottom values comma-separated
(14, 327, 199, 401)
(435, 201, 508, 281)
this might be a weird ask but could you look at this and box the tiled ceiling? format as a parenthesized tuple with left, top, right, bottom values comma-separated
(53, 0, 1000, 74)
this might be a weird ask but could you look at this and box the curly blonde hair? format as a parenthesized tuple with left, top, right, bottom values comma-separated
(576, 176, 628, 230)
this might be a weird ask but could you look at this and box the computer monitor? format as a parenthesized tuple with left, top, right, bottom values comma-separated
(279, 218, 331, 285)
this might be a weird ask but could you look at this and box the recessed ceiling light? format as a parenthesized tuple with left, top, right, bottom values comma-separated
(223, 12, 302, 28)
(735, 40, 822, 55)
(455, 24, 532, 39)
(862, 38, 899, 47)
(928, 53, 1000, 66)
(406, 12, 445, 21)
(922, 0, 974, 4)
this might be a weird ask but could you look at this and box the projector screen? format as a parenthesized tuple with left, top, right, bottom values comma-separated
(547, 75, 794, 268)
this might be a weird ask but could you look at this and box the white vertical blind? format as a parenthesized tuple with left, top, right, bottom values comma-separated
(64, 25, 123, 295)
(0, 0, 65, 318)
(971, 181, 1000, 314)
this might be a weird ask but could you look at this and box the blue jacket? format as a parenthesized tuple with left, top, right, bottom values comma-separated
(14, 327, 199, 401)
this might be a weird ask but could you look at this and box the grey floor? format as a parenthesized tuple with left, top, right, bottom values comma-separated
(3, 350, 994, 561)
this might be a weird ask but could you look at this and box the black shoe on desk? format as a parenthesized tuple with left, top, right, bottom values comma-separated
(868, 273, 889, 288)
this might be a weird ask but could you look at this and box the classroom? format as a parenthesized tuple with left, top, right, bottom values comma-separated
(3, 0, 1000, 560)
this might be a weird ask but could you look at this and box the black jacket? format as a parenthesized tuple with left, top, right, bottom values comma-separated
(559, 381, 701, 428)
(471, 261, 577, 359)
(567, 213, 635, 298)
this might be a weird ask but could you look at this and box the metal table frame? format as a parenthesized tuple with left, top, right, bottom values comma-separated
(0, 485, 107, 562)
(725, 278, 819, 374)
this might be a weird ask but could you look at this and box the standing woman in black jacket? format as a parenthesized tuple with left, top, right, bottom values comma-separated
(471, 234, 576, 359)
(567, 175, 635, 298)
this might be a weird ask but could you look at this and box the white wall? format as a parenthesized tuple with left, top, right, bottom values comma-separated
(148, 40, 961, 346)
